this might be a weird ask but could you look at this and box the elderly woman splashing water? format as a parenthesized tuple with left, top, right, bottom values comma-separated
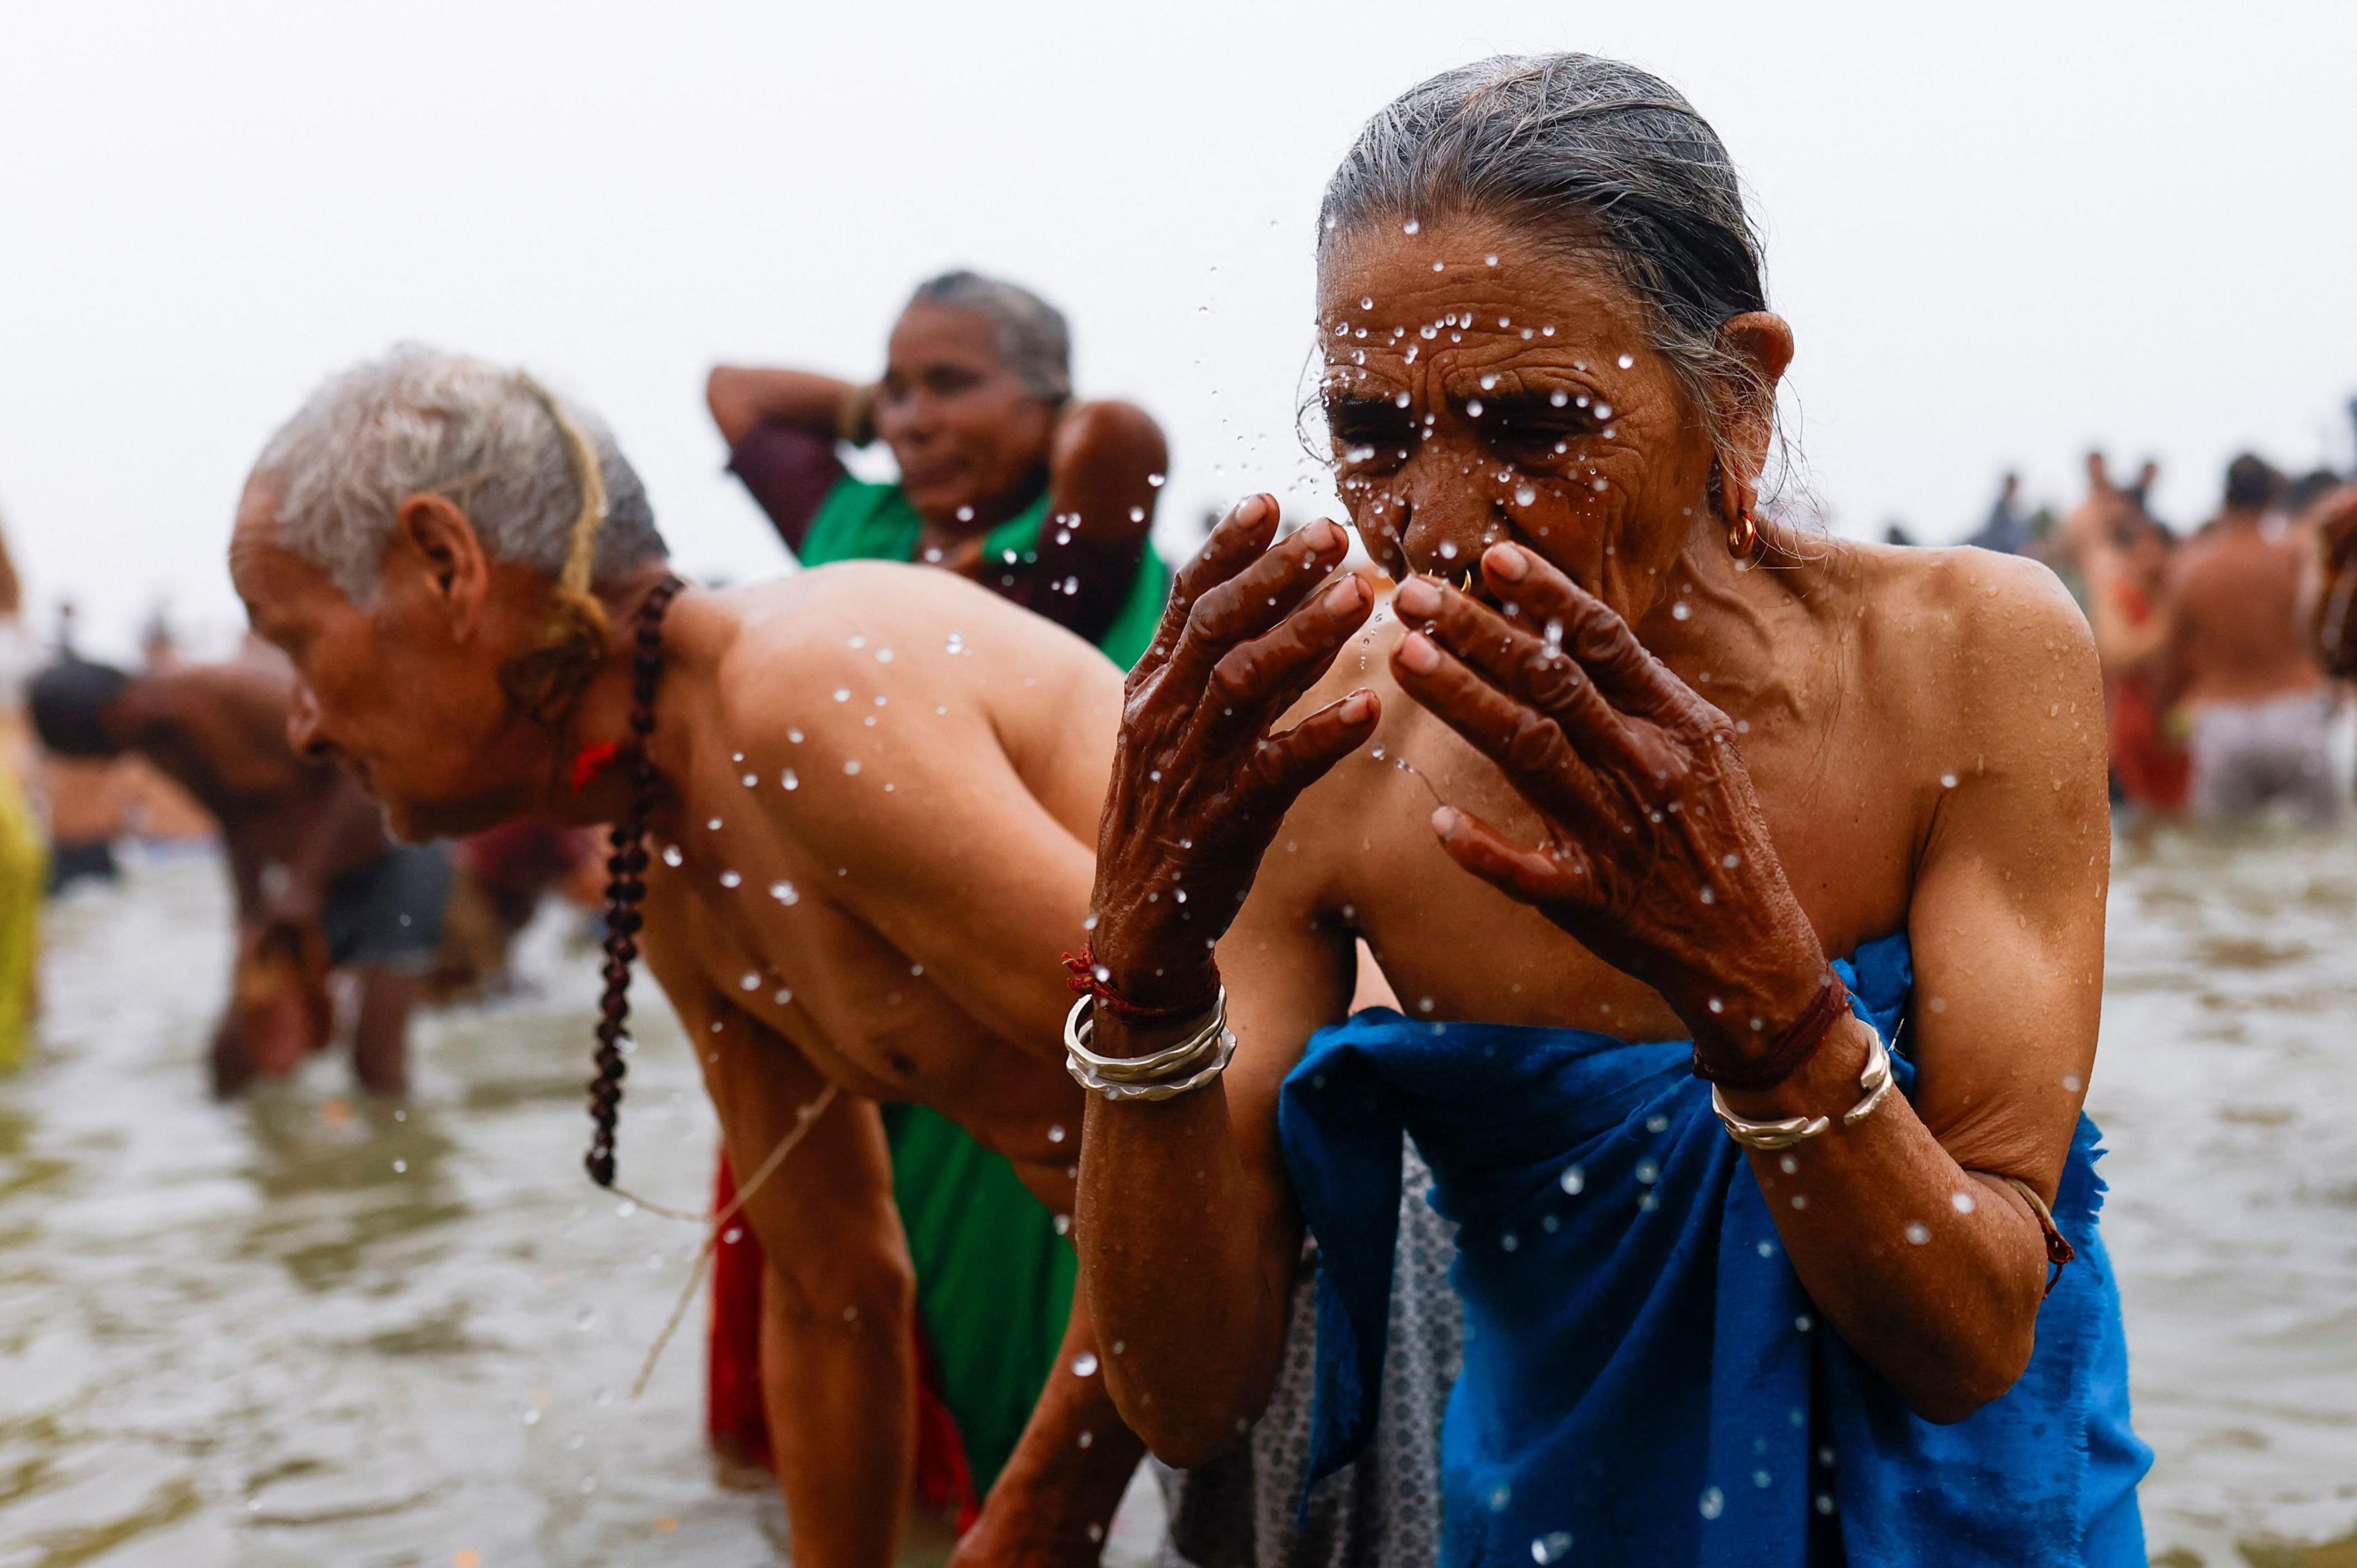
(1070, 55, 2148, 1566)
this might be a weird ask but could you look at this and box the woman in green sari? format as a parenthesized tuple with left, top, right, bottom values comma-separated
(703, 272, 1170, 1515)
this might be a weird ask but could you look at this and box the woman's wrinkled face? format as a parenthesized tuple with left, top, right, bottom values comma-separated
(875, 303, 1059, 534)
(1318, 213, 1720, 621)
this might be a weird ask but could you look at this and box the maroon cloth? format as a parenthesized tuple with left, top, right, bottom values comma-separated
(726, 420, 1155, 653)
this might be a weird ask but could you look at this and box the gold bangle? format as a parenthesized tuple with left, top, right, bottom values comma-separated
(837, 382, 878, 446)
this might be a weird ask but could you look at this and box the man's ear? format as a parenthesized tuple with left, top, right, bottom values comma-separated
(1711, 312, 1795, 526)
(389, 493, 492, 638)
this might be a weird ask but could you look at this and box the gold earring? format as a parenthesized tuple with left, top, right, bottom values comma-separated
(1727, 511, 1758, 558)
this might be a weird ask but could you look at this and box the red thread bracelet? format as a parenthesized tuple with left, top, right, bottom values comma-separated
(1061, 943, 1220, 1029)
(1690, 967, 1852, 1091)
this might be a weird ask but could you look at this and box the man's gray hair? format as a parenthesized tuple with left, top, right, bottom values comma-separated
(1320, 54, 1778, 495)
(907, 271, 1073, 401)
(254, 345, 667, 601)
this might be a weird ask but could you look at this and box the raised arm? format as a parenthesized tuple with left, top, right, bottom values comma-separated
(705, 365, 868, 449)
(1007, 400, 1169, 649)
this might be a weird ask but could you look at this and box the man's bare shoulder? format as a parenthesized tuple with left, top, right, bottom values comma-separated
(701, 563, 1113, 744)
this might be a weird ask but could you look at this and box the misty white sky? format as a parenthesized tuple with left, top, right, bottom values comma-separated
(2, 0, 2352, 657)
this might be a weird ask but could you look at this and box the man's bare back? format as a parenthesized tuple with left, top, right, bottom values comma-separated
(2170, 519, 2320, 706)
(638, 560, 1118, 1184)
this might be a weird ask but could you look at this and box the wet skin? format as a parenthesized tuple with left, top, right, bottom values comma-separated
(230, 486, 1145, 1568)
(1075, 214, 2113, 1465)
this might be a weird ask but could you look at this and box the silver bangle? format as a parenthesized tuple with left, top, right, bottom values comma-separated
(1064, 991, 1236, 1103)
(1711, 1015, 1894, 1151)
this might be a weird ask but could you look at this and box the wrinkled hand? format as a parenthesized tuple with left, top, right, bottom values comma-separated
(1390, 543, 1825, 1062)
(1089, 495, 1377, 1008)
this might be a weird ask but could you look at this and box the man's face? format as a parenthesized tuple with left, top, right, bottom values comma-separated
(1316, 214, 1724, 625)
(228, 481, 544, 841)
(874, 303, 1059, 535)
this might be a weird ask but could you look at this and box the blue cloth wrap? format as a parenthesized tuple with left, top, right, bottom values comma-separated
(1279, 934, 2149, 1567)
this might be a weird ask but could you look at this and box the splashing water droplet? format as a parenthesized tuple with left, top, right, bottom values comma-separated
(1466, 400, 1484, 418)
(705, 817, 722, 831)
(718, 871, 742, 889)
(1559, 1164, 1585, 1195)
(662, 844, 684, 867)
(740, 972, 760, 991)
(1671, 601, 1693, 621)
(843, 759, 861, 776)
(1053, 1214, 1072, 1236)
(1515, 485, 1538, 508)
(780, 768, 799, 790)
(1047, 1124, 1066, 1144)
(1635, 1158, 1660, 1185)
(787, 727, 803, 743)
(1147, 473, 1166, 487)
(1950, 1189, 1976, 1214)
(956, 505, 975, 522)
(1531, 1532, 1574, 1564)
(1617, 354, 1635, 369)
(832, 687, 850, 703)
(741, 773, 758, 787)
(1479, 373, 1499, 391)
(770, 881, 799, 905)
(1699, 1486, 1725, 1520)
(1403, 218, 1421, 235)
(1072, 1351, 1099, 1377)
(1905, 1222, 1932, 1245)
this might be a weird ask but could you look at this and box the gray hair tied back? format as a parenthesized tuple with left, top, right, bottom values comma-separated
(908, 270, 1074, 403)
(1319, 53, 1782, 504)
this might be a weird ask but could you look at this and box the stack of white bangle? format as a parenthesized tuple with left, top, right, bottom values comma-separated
(1710, 1016, 1895, 1150)
(1064, 989, 1236, 1102)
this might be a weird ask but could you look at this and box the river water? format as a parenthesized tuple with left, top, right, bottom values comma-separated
(1, 825, 2351, 1567)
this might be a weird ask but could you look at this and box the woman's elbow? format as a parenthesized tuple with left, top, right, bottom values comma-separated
(1902, 1321, 2038, 1426)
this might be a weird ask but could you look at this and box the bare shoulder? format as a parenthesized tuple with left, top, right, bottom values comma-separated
(1841, 541, 2106, 816)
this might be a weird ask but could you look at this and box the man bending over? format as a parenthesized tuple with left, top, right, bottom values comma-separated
(28, 647, 449, 1094)
(227, 346, 1141, 1566)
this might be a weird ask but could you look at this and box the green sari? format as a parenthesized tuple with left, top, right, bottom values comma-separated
(797, 473, 1163, 1489)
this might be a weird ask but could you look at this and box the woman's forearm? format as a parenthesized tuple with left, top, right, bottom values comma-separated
(1075, 1077, 1293, 1468)
(1722, 1016, 2052, 1423)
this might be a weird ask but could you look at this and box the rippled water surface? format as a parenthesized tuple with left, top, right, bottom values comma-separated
(2, 828, 2353, 1566)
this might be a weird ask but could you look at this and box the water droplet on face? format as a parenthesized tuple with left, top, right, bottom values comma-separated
(706, 817, 722, 831)
(740, 972, 760, 991)
(741, 773, 758, 787)
(1479, 373, 1499, 391)
(1904, 1221, 1932, 1245)
(718, 870, 742, 889)
(1617, 353, 1635, 369)
(662, 844, 684, 867)
(1592, 477, 1608, 492)
(780, 769, 799, 790)
(1594, 403, 1612, 420)
(769, 881, 799, 905)
(1671, 600, 1692, 621)
(731, 751, 745, 763)
(1515, 485, 1538, 507)
(1438, 541, 1458, 560)
(843, 760, 861, 776)
(1950, 1189, 1976, 1214)
(1071, 1350, 1099, 1377)
(1940, 771, 1959, 789)
(1466, 400, 1484, 418)
(787, 727, 804, 743)
(1403, 218, 1421, 235)
(1559, 1164, 1585, 1195)
(1359, 295, 1374, 310)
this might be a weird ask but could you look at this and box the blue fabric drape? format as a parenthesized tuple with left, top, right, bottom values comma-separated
(1279, 935, 2148, 1567)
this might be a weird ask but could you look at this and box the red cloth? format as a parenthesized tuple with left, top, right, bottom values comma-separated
(2102, 581, 2191, 810)
(705, 1149, 980, 1529)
